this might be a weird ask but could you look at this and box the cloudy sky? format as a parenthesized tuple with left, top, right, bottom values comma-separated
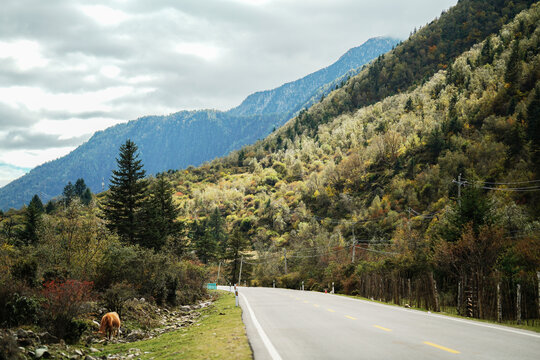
(0, 0, 457, 187)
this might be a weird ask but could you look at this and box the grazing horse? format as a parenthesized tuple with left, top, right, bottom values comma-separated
(98, 312, 121, 340)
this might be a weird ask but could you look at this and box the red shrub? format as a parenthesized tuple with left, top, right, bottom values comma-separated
(42, 279, 94, 319)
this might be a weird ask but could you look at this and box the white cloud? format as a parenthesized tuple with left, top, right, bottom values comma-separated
(175, 42, 222, 61)
(80, 5, 130, 26)
(100, 64, 121, 78)
(0, 40, 48, 70)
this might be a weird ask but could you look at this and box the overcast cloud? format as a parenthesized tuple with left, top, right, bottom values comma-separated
(0, 0, 457, 186)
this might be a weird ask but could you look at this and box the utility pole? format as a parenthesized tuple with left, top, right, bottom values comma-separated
(216, 261, 221, 284)
(283, 248, 288, 274)
(351, 226, 356, 263)
(238, 256, 243, 286)
(457, 173, 462, 203)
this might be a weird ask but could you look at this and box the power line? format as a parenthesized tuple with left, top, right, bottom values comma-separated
(462, 178, 540, 185)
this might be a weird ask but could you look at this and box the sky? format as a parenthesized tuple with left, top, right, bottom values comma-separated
(0, 0, 457, 187)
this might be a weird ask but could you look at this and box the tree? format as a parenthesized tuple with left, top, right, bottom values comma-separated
(102, 139, 147, 244)
(206, 208, 227, 256)
(138, 176, 180, 250)
(21, 194, 44, 245)
(81, 188, 92, 206)
(63, 182, 76, 206)
(74, 178, 87, 198)
(224, 227, 251, 283)
(191, 219, 216, 264)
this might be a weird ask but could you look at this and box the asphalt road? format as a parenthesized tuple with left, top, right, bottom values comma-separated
(219, 286, 540, 360)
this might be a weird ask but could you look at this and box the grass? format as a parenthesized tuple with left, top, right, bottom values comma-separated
(334, 293, 540, 333)
(96, 291, 252, 359)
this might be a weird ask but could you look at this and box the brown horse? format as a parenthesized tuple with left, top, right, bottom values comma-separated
(98, 312, 121, 340)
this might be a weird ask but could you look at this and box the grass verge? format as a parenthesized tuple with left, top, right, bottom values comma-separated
(97, 291, 251, 359)
(335, 293, 540, 333)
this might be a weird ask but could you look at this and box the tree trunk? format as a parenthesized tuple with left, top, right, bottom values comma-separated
(429, 271, 440, 312)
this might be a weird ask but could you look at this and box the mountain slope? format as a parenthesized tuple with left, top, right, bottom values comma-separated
(0, 37, 398, 210)
(166, 2, 540, 319)
(228, 37, 399, 117)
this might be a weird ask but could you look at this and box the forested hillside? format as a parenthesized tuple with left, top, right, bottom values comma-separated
(163, 2, 540, 322)
(0, 37, 398, 211)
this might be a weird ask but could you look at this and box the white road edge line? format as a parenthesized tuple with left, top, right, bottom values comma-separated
(239, 292, 283, 360)
(333, 294, 540, 339)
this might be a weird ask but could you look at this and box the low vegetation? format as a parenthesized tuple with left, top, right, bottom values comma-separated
(98, 291, 251, 360)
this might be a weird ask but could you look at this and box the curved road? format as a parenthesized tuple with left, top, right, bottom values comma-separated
(220, 286, 540, 360)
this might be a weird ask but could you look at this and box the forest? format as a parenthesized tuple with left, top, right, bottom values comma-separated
(1, 0, 539, 352)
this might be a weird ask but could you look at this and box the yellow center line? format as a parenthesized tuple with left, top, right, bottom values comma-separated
(345, 315, 356, 320)
(303, 300, 309, 303)
(327, 308, 335, 312)
(313, 304, 320, 308)
(373, 325, 392, 332)
(295, 297, 300, 300)
(423, 341, 460, 354)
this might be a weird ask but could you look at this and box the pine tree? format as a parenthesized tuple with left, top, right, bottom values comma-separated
(81, 188, 92, 206)
(225, 227, 251, 284)
(102, 139, 147, 244)
(138, 176, 180, 250)
(527, 86, 540, 174)
(21, 194, 44, 245)
(74, 178, 87, 197)
(63, 181, 76, 206)
(191, 219, 216, 264)
(207, 208, 227, 257)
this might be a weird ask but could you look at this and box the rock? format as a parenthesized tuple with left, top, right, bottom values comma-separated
(75, 349, 84, 356)
(35, 347, 51, 359)
(89, 347, 100, 353)
(84, 356, 97, 360)
(179, 305, 191, 312)
(404, 304, 411, 308)
(125, 330, 145, 342)
(38, 332, 59, 344)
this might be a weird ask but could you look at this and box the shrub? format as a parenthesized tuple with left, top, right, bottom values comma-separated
(4, 293, 40, 327)
(41, 279, 93, 342)
(0, 330, 24, 360)
(101, 282, 136, 315)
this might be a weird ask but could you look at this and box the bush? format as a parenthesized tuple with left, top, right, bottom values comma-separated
(101, 282, 136, 316)
(96, 244, 208, 306)
(11, 259, 38, 287)
(278, 272, 301, 289)
(0, 330, 24, 360)
(41, 279, 93, 342)
(4, 293, 40, 327)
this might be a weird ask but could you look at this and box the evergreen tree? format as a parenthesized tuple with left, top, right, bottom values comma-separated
(206, 208, 228, 257)
(81, 188, 92, 206)
(526, 86, 540, 174)
(191, 219, 216, 264)
(74, 178, 87, 198)
(138, 176, 180, 250)
(45, 200, 56, 214)
(21, 195, 44, 245)
(225, 227, 251, 284)
(63, 181, 76, 205)
(102, 139, 147, 244)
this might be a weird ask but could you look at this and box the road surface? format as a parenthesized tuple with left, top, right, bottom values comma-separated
(219, 286, 540, 360)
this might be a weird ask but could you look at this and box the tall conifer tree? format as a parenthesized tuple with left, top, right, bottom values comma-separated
(103, 139, 147, 243)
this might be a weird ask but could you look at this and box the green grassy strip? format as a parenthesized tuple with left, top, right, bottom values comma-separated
(335, 293, 540, 333)
(97, 291, 252, 359)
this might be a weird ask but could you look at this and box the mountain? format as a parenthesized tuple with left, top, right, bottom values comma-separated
(0, 37, 399, 210)
(228, 36, 399, 117)
(163, 1, 539, 318)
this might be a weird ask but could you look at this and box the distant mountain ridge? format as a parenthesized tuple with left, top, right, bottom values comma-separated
(0, 36, 399, 210)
